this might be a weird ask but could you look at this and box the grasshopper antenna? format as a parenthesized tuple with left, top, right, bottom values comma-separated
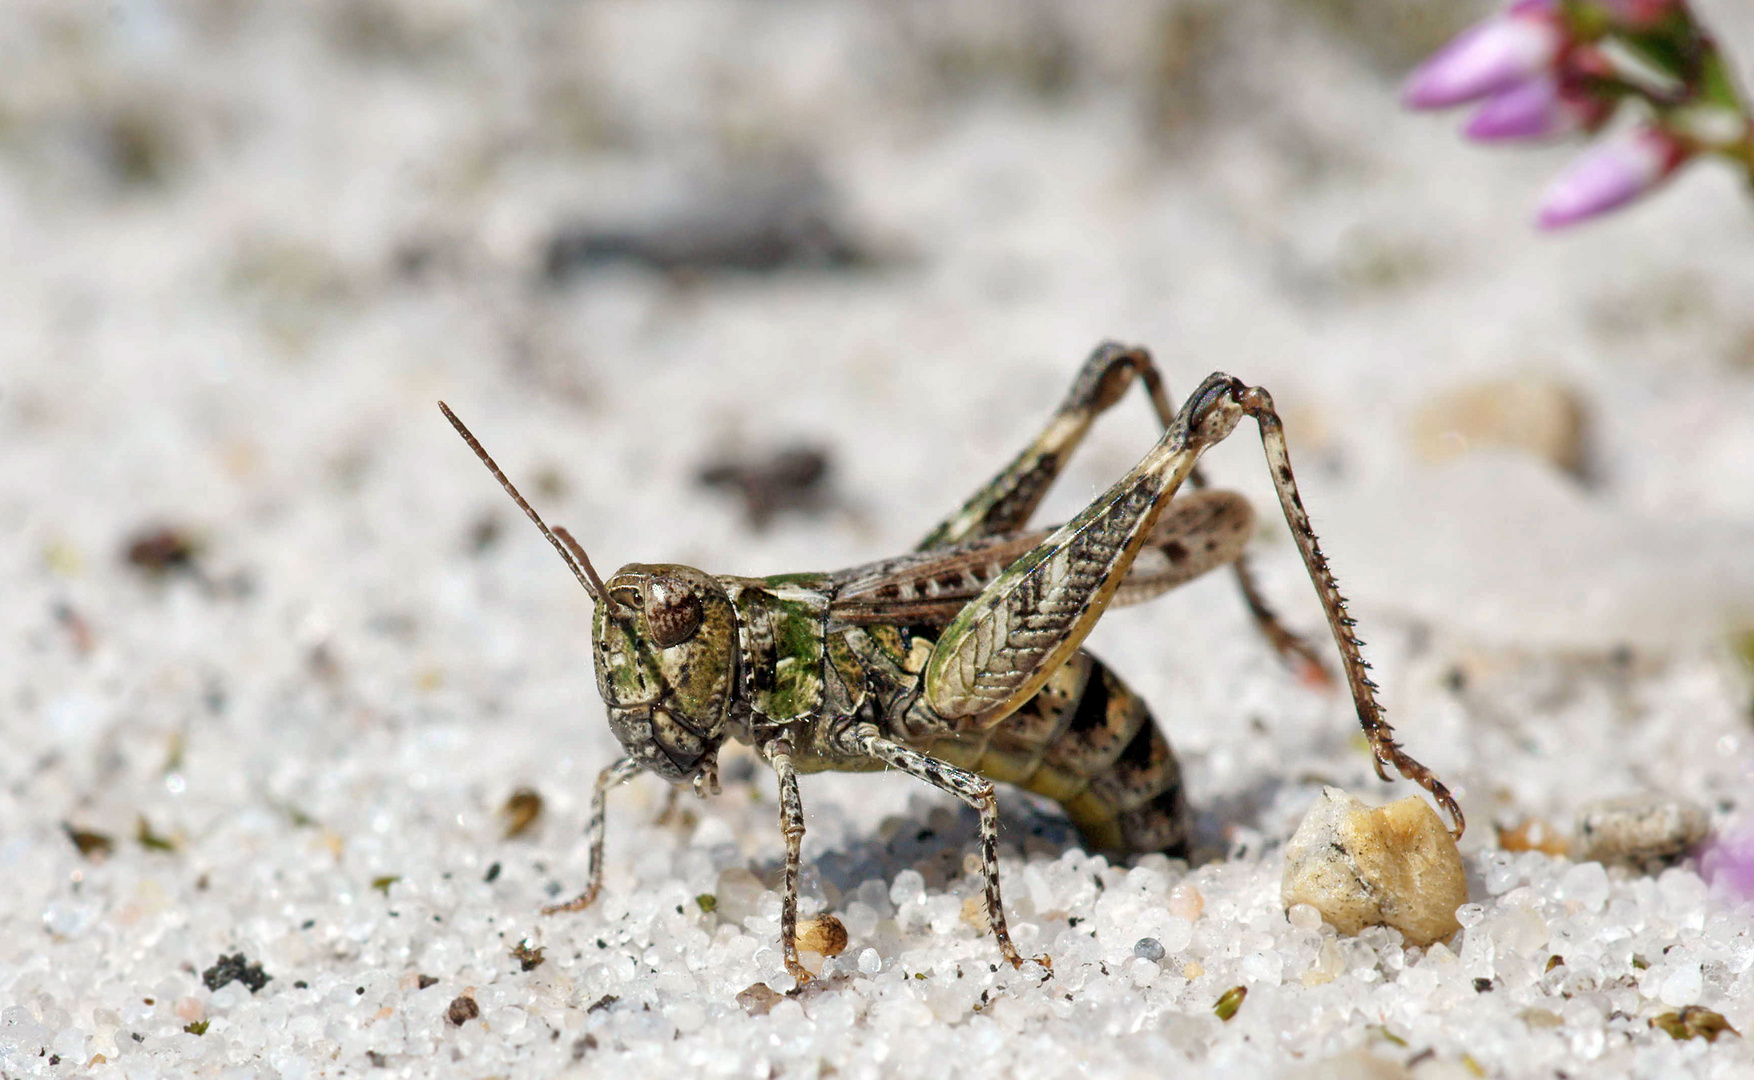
(439, 402, 614, 605)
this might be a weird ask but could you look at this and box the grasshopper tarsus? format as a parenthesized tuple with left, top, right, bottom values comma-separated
(447, 341, 1464, 973)
(541, 891, 597, 916)
(1007, 952, 1053, 975)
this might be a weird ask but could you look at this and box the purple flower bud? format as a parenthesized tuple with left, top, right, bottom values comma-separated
(1403, 6, 1565, 110)
(1464, 74, 1613, 142)
(1466, 75, 1567, 140)
(1535, 126, 1689, 229)
(1701, 824, 1754, 900)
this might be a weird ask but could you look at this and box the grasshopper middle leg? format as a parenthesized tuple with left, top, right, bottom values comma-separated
(759, 738, 817, 985)
(845, 723, 1049, 971)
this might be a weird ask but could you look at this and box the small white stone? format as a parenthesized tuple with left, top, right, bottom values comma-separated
(1156, 917, 1192, 954)
(1657, 963, 1701, 1007)
(1483, 855, 1519, 896)
(1287, 903, 1324, 931)
(889, 870, 925, 908)
(669, 1001, 706, 1033)
(1241, 950, 1283, 986)
(857, 948, 882, 975)
(1656, 867, 1708, 914)
(1558, 861, 1610, 912)
(841, 901, 879, 940)
(42, 901, 98, 939)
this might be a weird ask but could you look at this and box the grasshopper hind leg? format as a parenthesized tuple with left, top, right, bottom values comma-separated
(917, 340, 1330, 681)
(915, 372, 1462, 837)
(1235, 384, 1464, 836)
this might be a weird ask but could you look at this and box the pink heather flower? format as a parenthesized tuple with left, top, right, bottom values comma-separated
(1403, 4, 1566, 110)
(1464, 74, 1614, 141)
(1466, 75, 1568, 140)
(1535, 126, 1690, 228)
(1701, 825, 1754, 900)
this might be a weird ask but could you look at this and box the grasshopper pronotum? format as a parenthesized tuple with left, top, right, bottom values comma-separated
(442, 342, 1462, 982)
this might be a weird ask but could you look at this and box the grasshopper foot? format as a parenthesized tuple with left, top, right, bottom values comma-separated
(541, 887, 600, 915)
(1007, 953, 1054, 979)
(999, 944, 1053, 974)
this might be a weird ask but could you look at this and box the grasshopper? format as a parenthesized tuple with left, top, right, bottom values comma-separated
(441, 342, 1462, 982)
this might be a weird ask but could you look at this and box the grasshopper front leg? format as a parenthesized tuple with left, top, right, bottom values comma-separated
(544, 757, 642, 914)
(912, 373, 1463, 835)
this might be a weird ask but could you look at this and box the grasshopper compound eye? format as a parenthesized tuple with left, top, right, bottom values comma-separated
(643, 576, 704, 648)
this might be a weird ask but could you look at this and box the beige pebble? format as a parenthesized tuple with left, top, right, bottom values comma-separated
(1410, 1060, 1488, 1080)
(1281, 787, 1468, 947)
(794, 914, 849, 957)
(1519, 1007, 1563, 1029)
(1574, 795, 1709, 873)
(735, 982, 785, 1017)
(1168, 882, 1204, 921)
(1496, 817, 1570, 857)
(1411, 378, 1587, 476)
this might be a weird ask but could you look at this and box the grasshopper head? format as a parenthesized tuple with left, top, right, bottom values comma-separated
(593, 564, 737, 781)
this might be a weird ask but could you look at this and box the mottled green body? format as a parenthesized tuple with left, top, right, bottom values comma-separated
(718, 571, 1190, 856)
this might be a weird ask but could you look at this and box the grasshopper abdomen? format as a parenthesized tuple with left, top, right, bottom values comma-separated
(915, 650, 1190, 857)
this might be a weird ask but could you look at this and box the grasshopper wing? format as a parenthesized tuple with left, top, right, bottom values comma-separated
(829, 489, 1253, 628)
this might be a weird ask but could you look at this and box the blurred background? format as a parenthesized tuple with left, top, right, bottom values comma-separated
(5, 0, 1754, 1014)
